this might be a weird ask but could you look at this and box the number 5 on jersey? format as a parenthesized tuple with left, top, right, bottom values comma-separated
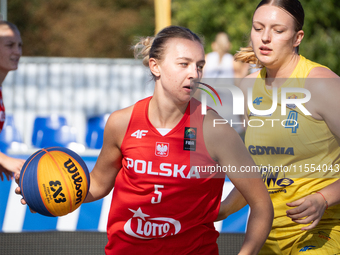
(151, 185, 164, 204)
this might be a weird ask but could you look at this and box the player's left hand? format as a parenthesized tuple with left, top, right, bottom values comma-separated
(0, 155, 25, 181)
(0, 154, 25, 175)
(0, 168, 12, 181)
(286, 193, 327, 230)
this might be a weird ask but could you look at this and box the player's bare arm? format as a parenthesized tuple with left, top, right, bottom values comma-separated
(286, 67, 340, 230)
(204, 109, 273, 254)
(85, 106, 133, 202)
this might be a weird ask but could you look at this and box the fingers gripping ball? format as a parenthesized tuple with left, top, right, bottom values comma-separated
(19, 147, 90, 217)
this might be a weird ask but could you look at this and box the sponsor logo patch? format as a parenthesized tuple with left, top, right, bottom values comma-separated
(299, 245, 315, 252)
(124, 207, 181, 239)
(184, 127, 197, 151)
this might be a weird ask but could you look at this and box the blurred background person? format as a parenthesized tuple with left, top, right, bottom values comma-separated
(203, 32, 249, 82)
(200, 32, 249, 137)
(0, 21, 25, 181)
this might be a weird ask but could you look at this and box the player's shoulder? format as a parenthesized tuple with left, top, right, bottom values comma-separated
(306, 67, 339, 96)
(106, 105, 134, 136)
(238, 69, 260, 93)
(308, 66, 339, 79)
(246, 69, 261, 78)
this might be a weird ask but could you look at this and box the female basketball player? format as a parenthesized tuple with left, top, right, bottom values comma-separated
(16, 26, 273, 254)
(0, 21, 25, 181)
(234, 0, 340, 254)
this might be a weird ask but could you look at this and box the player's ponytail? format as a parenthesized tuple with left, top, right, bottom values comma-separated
(134, 26, 203, 80)
(234, 45, 263, 68)
(134, 37, 155, 68)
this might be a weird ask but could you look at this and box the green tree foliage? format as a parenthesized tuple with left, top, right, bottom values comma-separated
(300, 0, 340, 74)
(172, 0, 257, 54)
(172, 0, 340, 75)
(6, 0, 340, 75)
(7, 0, 155, 58)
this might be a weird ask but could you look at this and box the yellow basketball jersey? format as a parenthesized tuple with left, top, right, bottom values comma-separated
(245, 55, 340, 239)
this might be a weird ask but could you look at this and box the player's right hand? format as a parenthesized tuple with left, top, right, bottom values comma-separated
(14, 173, 36, 213)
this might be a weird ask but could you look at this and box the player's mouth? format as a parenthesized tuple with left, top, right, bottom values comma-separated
(183, 84, 194, 92)
(259, 46, 272, 55)
(10, 58, 20, 64)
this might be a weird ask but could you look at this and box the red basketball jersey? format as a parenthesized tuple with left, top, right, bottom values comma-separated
(105, 97, 225, 254)
(0, 88, 5, 132)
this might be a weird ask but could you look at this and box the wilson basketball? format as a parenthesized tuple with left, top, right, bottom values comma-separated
(19, 147, 90, 217)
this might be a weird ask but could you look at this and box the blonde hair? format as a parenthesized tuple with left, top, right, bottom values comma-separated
(134, 36, 155, 67)
(234, 45, 263, 68)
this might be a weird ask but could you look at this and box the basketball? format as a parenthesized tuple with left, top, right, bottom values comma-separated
(19, 147, 90, 217)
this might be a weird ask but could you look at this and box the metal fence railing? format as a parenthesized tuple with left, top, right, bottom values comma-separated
(3, 57, 154, 149)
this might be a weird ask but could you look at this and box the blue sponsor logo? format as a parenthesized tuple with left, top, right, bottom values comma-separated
(299, 245, 315, 252)
(253, 97, 263, 105)
(287, 94, 298, 109)
(260, 168, 294, 193)
(248, 145, 294, 155)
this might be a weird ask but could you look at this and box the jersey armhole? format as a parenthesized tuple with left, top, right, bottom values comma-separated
(119, 104, 138, 151)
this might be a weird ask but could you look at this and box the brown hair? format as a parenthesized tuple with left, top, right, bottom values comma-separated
(234, 0, 305, 67)
(134, 26, 203, 78)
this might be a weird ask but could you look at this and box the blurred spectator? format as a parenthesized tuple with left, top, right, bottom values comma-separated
(201, 32, 248, 136)
(203, 32, 249, 83)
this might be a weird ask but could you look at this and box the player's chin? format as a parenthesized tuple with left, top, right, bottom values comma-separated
(179, 91, 192, 100)
(185, 94, 193, 102)
(8, 64, 18, 71)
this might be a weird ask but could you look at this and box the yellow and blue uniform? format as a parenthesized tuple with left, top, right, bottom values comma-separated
(245, 56, 340, 254)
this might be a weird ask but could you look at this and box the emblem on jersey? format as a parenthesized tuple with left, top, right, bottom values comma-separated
(131, 130, 148, 139)
(249, 96, 272, 117)
(155, 142, 169, 157)
(299, 245, 315, 252)
(124, 207, 181, 239)
(183, 127, 197, 151)
(286, 94, 298, 109)
(253, 97, 263, 105)
(184, 127, 197, 139)
(261, 167, 294, 194)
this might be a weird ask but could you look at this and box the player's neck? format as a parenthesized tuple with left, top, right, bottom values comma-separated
(148, 95, 188, 129)
(265, 54, 300, 81)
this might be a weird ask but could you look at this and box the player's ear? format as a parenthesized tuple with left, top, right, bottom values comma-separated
(293, 30, 304, 48)
(149, 58, 161, 78)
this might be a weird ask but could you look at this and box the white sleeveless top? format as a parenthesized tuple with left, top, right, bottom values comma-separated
(203, 51, 234, 78)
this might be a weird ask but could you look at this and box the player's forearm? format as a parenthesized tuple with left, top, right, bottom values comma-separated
(216, 187, 247, 221)
(239, 202, 273, 255)
(84, 171, 114, 203)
